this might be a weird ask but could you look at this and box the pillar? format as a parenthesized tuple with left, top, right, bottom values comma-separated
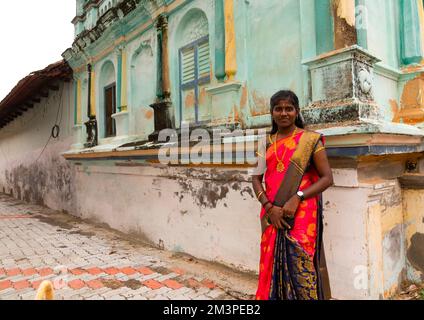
(84, 64, 98, 148)
(149, 14, 173, 141)
(215, 0, 226, 82)
(400, 0, 423, 65)
(224, 0, 237, 81)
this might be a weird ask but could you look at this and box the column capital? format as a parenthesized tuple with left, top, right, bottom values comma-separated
(156, 13, 169, 30)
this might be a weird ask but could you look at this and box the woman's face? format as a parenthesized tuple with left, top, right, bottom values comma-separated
(272, 99, 298, 129)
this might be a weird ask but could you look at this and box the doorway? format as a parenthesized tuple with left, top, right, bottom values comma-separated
(104, 83, 116, 137)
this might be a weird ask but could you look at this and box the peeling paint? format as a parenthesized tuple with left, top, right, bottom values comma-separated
(390, 99, 400, 122)
(240, 85, 248, 109)
(145, 109, 154, 119)
(333, 0, 357, 49)
(394, 74, 424, 124)
(250, 90, 269, 116)
(240, 186, 254, 199)
(199, 87, 207, 106)
(335, 0, 355, 26)
(3, 158, 74, 209)
(176, 176, 230, 209)
(231, 182, 241, 191)
(184, 90, 196, 109)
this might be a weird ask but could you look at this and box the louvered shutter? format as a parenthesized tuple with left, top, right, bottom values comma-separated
(197, 41, 210, 79)
(181, 47, 195, 85)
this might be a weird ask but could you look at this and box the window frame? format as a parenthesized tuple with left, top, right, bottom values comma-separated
(178, 35, 210, 126)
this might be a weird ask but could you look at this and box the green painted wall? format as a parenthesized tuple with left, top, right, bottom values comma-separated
(68, 0, 424, 139)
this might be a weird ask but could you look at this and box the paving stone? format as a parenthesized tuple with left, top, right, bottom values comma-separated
(206, 289, 225, 299)
(0, 195, 244, 302)
(84, 295, 105, 300)
(128, 295, 147, 300)
(193, 295, 211, 300)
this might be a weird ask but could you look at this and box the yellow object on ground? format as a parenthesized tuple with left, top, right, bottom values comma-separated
(35, 281, 54, 300)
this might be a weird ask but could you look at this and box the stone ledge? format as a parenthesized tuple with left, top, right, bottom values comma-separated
(398, 174, 424, 189)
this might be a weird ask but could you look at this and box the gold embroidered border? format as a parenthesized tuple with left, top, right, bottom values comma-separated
(314, 146, 325, 154)
(290, 131, 321, 172)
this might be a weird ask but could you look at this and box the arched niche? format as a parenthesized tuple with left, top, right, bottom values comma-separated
(98, 60, 116, 138)
(175, 8, 209, 49)
(130, 40, 156, 136)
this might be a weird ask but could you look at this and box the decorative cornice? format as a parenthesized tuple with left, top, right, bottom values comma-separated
(65, 0, 153, 64)
(72, 14, 86, 25)
(83, 0, 102, 11)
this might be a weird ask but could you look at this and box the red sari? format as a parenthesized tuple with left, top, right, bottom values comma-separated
(255, 130, 325, 300)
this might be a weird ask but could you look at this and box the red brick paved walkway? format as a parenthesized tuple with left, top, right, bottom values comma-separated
(0, 195, 255, 300)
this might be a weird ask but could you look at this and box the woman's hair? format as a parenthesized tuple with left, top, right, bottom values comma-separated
(270, 90, 305, 134)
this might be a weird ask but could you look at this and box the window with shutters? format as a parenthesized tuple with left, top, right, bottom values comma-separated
(179, 35, 211, 124)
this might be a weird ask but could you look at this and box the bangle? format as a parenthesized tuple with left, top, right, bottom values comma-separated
(262, 200, 270, 208)
(256, 191, 265, 200)
(265, 204, 273, 214)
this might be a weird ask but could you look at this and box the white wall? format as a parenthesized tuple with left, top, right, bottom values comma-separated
(0, 81, 77, 213)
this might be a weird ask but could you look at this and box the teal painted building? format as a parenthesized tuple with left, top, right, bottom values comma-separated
(64, 0, 424, 141)
(55, 0, 424, 299)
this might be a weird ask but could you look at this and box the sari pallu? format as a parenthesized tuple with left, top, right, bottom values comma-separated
(255, 130, 331, 300)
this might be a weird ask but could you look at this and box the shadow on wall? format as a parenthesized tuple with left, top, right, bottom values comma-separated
(407, 233, 424, 281)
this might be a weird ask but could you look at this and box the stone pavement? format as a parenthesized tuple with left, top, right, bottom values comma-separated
(0, 194, 257, 300)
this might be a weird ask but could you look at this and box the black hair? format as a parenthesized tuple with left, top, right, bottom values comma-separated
(270, 90, 305, 134)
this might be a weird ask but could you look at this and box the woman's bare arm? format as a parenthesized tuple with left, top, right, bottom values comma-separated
(252, 174, 268, 207)
(302, 148, 334, 200)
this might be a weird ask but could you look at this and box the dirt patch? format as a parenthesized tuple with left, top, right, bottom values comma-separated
(69, 230, 95, 238)
(33, 215, 75, 230)
(101, 279, 124, 290)
(122, 279, 143, 290)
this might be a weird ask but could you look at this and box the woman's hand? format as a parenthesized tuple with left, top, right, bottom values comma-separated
(281, 195, 301, 218)
(267, 206, 292, 230)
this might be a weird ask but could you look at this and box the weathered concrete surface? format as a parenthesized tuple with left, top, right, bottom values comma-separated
(72, 164, 261, 273)
(403, 189, 424, 283)
(0, 194, 256, 300)
(0, 83, 77, 215)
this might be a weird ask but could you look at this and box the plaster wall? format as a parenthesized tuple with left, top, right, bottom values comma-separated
(403, 189, 424, 283)
(68, 164, 403, 300)
(127, 28, 157, 138)
(365, 0, 400, 69)
(373, 69, 401, 122)
(238, 0, 306, 127)
(72, 164, 261, 271)
(0, 82, 77, 213)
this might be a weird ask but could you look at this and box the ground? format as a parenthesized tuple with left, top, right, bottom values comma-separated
(392, 283, 424, 301)
(0, 194, 257, 300)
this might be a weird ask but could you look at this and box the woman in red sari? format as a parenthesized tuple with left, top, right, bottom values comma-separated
(252, 90, 333, 300)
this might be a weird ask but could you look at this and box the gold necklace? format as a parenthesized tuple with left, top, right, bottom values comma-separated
(273, 128, 298, 173)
